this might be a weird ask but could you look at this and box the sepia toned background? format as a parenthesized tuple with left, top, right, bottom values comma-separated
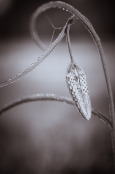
(0, 0, 115, 173)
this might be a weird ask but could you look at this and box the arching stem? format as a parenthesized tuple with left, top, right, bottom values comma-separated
(0, 93, 112, 129)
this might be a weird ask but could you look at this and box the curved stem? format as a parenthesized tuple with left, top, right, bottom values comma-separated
(0, 93, 112, 129)
(0, 16, 76, 88)
(30, 1, 115, 168)
(0, 30, 64, 88)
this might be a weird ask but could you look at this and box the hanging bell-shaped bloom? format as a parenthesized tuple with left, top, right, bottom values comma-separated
(66, 63, 92, 120)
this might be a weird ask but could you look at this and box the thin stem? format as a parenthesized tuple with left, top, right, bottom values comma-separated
(0, 16, 75, 88)
(0, 93, 112, 129)
(66, 23, 74, 63)
(0, 37, 61, 87)
(0, 30, 64, 88)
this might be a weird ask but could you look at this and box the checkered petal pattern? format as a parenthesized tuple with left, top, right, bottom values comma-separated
(66, 63, 92, 120)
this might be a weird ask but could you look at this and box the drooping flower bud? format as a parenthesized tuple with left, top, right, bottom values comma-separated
(66, 63, 92, 120)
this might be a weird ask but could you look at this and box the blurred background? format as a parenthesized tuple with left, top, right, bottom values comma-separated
(0, 0, 115, 173)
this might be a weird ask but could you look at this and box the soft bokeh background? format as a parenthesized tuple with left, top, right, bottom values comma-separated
(0, 0, 115, 173)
